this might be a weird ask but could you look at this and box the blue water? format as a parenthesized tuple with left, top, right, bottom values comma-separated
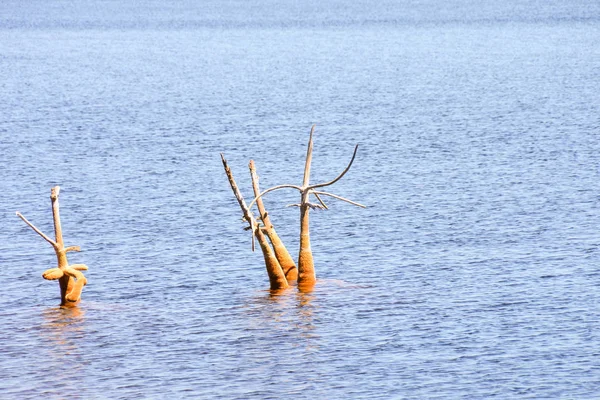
(1, 1, 600, 398)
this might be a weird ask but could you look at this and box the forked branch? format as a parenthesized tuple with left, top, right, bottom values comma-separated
(16, 186, 89, 307)
(248, 128, 362, 212)
(221, 154, 289, 290)
(311, 191, 366, 208)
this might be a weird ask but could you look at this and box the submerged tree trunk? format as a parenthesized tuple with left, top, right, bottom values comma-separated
(246, 125, 365, 292)
(297, 198, 316, 290)
(17, 186, 88, 307)
(221, 154, 289, 290)
(296, 127, 317, 290)
(52, 188, 71, 304)
(249, 160, 298, 283)
(255, 226, 289, 290)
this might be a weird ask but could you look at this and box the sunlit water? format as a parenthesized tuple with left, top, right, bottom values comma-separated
(1, 0, 600, 398)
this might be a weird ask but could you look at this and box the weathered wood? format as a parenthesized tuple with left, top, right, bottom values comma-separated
(297, 190, 315, 290)
(247, 125, 365, 292)
(249, 160, 298, 282)
(297, 126, 317, 289)
(221, 154, 289, 290)
(16, 186, 88, 307)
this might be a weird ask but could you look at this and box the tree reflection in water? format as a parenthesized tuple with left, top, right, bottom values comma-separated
(39, 306, 87, 389)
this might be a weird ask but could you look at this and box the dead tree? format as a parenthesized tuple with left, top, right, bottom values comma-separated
(16, 186, 88, 307)
(249, 125, 365, 291)
(249, 160, 298, 282)
(221, 154, 289, 290)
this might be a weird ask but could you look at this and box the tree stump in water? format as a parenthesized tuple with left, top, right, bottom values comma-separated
(17, 186, 88, 307)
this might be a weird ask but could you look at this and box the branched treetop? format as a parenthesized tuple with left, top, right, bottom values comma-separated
(248, 125, 366, 212)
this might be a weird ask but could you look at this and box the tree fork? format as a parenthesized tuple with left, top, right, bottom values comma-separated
(247, 125, 365, 292)
(221, 154, 289, 290)
(249, 160, 298, 283)
(16, 186, 88, 307)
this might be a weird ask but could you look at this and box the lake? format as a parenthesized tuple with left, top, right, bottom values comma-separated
(1, 0, 600, 398)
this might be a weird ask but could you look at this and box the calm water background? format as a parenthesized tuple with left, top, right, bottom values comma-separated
(1, 0, 600, 398)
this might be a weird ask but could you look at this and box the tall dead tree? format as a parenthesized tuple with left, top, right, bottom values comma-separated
(221, 154, 289, 290)
(249, 125, 365, 291)
(16, 186, 88, 307)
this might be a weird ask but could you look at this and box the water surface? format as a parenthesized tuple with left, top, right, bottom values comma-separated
(1, 0, 600, 398)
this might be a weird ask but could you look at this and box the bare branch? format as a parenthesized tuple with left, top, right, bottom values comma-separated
(221, 153, 257, 251)
(287, 202, 324, 210)
(65, 246, 81, 253)
(310, 144, 359, 190)
(16, 211, 58, 248)
(249, 160, 271, 225)
(302, 125, 316, 188)
(313, 192, 329, 210)
(312, 191, 367, 208)
(247, 184, 302, 211)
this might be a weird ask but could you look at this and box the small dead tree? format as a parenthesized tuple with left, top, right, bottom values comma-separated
(249, 125, 365, 291)
(221, 154, 289, 290)
(16, 186, 88, 307)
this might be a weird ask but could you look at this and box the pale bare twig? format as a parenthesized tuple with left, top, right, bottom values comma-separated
(313, 192, 329, 209)
(309, 144, 359, 190)
(311, 191, 366, 208)
(247, 184, 302, 211)
(16, 211, 58, 249)
(248, 126, 364, 211)
(221, 153, 257, 251)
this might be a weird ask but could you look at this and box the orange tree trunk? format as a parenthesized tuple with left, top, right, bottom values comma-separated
(297, 199, 316, 291)
(256, 227, 289, 290)
(221, 154, 288, 290)
(249, 160, 298, 282)
(50, 187, 81, 307)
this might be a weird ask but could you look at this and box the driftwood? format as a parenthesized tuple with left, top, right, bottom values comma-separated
(248, 125, 365, 291)
(16, 186, 88, 307)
